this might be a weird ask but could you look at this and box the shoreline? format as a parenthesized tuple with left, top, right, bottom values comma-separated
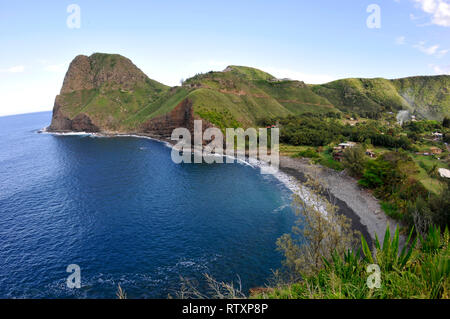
(279, 156, 403, 246)
(42, 128, 398, 246)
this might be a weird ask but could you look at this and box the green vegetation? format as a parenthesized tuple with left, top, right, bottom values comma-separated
(268, 111, 450, 230)
(312, 76, 450, 120)
(250, 178, 449, 299)
(56, 53, 450, 134)
(254, 225, 449, 299)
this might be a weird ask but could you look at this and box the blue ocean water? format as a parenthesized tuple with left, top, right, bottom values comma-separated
(0, 111, 295, 298)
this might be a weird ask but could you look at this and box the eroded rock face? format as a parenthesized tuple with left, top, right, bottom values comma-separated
(141, 99, 195, 137)
(60, 55, 95, 94)
(71, 114, 99, 132)
(141, 98, 215, 140)
(48, 96, 72, 131)
(49, 97, 98, 132)
(59, 53, 149, 94)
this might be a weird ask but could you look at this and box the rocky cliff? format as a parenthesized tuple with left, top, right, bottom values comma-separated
(49, 53, 169, 132)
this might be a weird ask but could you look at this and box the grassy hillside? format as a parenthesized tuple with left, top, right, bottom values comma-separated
(51, 53, 450, 132)
(312, 76, 450, 120)
(392, 75, 450, 120)
(182, 66, 338, 128)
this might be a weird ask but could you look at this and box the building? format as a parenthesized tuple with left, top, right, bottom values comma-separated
(430, 147, 442, 155)
(438, 168, 450, 179)
(365, 149, 376, 158)
(338, 142, 356, 149)
(332, 142, 357, 162)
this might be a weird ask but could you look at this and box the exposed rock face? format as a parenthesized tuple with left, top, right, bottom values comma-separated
(71, 113, 100, 132)
(141, 98, 216, 140)
(60, 53, 149, 94)
(141, 99, 195, 137)
(59, 55, 95, 94)
(48, 96, 73, 131)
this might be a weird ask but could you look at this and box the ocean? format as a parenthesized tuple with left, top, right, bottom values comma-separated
(0, 111, 295, 298)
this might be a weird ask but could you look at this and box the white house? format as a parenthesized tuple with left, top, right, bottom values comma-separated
(438, 168, 450, 179)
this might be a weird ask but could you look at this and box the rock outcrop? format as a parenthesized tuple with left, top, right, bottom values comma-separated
(48, 53, 169, 133)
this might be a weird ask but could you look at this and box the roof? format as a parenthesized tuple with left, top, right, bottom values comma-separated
(438, 168, 450, 178)
(339, 142, 356, 147)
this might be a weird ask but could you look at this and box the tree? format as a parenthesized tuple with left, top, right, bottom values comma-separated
(342, 145, 366, 177)
(276, 173, 360, 280)
(443, 116, 450, 128)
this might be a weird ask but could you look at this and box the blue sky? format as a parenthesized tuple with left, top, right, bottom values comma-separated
(0, 0, 449, 116)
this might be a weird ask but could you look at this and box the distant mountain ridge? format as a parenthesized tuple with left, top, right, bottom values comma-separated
(49, 53, 450, 135)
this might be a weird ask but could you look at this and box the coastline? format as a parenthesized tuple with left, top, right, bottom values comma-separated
(42, 128, 398, 246)
(279, 156, 403, 246)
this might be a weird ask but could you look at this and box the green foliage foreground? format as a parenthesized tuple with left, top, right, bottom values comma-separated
(253, 225, 449, 299)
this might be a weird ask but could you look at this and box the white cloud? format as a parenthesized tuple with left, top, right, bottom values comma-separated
(430, 63, 450, 73)
(413, 41, 448, 56)
(413, 0, 450, 26)
(0, 65, 25, 73)
(413, 41, 439, 54)
(396, 36, 406, 45)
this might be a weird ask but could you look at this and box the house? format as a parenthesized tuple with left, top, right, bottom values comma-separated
(333, 151, 344, 162)
(438, 168, 450, 179)
(365, 149, 376, 158)
(332, 142, 357, 162)
(432, 132, 443, 141)
(338, 142, 356, 149)
(332, 146, 344, 161)
(430, 147, 442, 155)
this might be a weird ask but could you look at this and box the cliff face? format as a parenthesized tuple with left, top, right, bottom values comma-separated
(141, 99, 195, 137)
(49, 53, 169, 132)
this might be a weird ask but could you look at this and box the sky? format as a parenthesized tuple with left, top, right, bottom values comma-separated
(0, 0, 449, 116)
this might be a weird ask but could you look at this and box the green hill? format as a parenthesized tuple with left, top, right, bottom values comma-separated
(49, 53, 450, 135)
(311, 76, 450, 120)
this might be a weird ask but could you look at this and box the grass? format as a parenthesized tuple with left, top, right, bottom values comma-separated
(410, 153, 448, 194)
(312, 76, 450, 120)
(380, 201, 402, 220)
(280, 144, 344, 171)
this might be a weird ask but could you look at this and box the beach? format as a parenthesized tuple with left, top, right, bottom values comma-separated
(279, 155, 403, 247)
